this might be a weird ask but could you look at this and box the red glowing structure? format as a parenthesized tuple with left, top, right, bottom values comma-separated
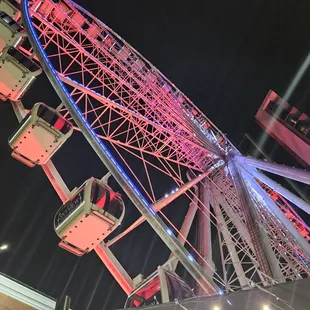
(256, 90, 310, 166)
(1, 0, 310, 307)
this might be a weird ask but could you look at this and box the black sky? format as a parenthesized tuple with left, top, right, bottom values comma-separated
(1, 0, 310, 309)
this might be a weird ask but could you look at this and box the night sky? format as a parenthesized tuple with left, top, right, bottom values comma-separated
(1, 0, 310, 309)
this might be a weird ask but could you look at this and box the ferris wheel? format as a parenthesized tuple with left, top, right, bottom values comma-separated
(2, 0, 310, 307)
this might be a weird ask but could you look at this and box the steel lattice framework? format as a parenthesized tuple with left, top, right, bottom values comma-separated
(8, 0, 310, 301)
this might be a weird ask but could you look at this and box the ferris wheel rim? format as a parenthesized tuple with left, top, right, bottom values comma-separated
(15, 0, 310, 296)
(20, 0, 224, 295)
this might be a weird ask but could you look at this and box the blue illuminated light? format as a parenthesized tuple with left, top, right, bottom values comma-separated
(188, 255, 194, 262)
(167, 229, 173, 236)
(133, 188, 140, 196)
(227, 300, 232, 306)
(219, 290, 224, 295)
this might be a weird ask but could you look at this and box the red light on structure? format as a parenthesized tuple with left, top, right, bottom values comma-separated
(256, 90, 310, 167)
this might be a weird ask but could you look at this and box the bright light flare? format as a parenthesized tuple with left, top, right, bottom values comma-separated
(213, 306, 220, 310)
(263, 305, 271, 310)
(0, 244, 9, 251)
(255, 52, 310, 156)
(188, 254, 194, 262)
(166, 229, 173, 236)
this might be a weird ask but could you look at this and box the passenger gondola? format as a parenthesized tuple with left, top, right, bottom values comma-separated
(9, 102, 73, 167)
(0, 11, 26, 51)
(54, 178, 125, 256)
(0, 46, 42, 101)
(0, 0, 21, 20)
(124, 268, 195, 308)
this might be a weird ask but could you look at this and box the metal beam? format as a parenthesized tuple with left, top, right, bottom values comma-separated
(11, 100, 28, 122)
(213, 199, 250, 290)
(228, 159, 273, 281)
(168, 184, 199, 271)
(95, 244, 133, 295)
(107, 171, 211, 247)
(236, 155, 310, 186)
(158, 266, 169, 303)
(198, 179, 214, 271)
(240, 167, 310, 258)
(238, 168, 285, 283)
(243, 165, 310, 216)
(60, 75, 218, 159)
(41, 162, 71, 203)
(244, 133, 310, 204)
(196, 179, 216, 295)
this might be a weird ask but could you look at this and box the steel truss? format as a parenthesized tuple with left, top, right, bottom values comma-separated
(9, 0, 310, 302)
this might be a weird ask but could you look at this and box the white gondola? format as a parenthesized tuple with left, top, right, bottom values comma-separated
(86, 22, 102, 39)
(9, 102, 73, 167)
(0, 46, 42, 101)
(0, 11, 26, 51)
(38, 1, 88, 28)
(0, 0, 21, 20)
(54, 178, 125, 256)
(124, 268, 195, 308)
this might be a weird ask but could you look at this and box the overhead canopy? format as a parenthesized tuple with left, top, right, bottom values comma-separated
(0, 273, 56, 310)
